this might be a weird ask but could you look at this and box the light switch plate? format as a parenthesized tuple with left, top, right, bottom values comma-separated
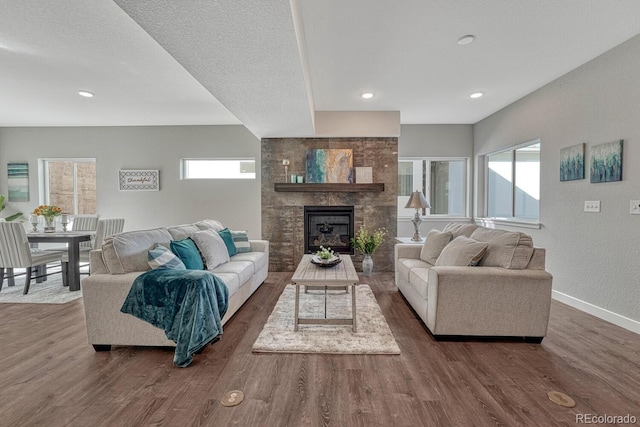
(584, 201, 601, 213)
(631, 200, 640, 215)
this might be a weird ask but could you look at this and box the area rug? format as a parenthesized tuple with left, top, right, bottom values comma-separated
(0, 270, 82, 304)
(252, 285, 400, 354)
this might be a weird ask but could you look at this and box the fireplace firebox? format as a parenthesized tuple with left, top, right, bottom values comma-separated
(304, 206, 355, 255)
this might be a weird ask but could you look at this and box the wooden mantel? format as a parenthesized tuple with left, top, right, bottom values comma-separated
(274, 183, 385, 193)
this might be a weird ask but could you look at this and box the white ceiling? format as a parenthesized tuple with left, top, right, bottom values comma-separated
(2, 1, 640, 137)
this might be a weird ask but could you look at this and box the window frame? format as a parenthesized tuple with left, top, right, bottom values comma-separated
(483, 138, 541, 226)
(180, 158, 257, 180)
(39, 158, 97, 215)
(397, 156, 470, 220)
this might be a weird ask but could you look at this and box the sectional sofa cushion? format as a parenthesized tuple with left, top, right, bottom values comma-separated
(166, 224, 200, 240)
(191, 229, 229, 270)
(435, 236, 488, 267)
(217, 228, 237, 257)
(469, 227, 534, 269)
(419, 229, 453, 264)
(443, 222, 478, 238)
(102, 228, 173, 274)
(148, 244, 186, 270)
(170, 238, 205, 270)
(195, 219, 225, 232)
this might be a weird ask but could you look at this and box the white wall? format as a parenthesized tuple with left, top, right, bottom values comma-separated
(0, 125, 262, 237)
(397, 124, 474, 237)
(474, 35, 640, 330)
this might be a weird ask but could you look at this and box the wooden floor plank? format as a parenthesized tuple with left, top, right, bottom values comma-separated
(0, 272, 639, 426)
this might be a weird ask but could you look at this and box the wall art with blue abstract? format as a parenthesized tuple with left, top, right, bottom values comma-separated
(305, 149, 353, 183)
(559, 143, 585, 182)
(590, 140, 623, 183)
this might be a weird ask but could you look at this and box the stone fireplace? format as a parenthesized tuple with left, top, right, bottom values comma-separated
(261, 137, 398, 272)
(304, 205, 355, 255)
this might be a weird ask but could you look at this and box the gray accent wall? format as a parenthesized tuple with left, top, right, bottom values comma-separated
(474, 35, 640, 329)
(0, 125, 262, 237)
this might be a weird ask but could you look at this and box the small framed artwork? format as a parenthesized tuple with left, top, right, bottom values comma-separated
(119, 170, 160, 191)
(590, 140, 623, 183)
(7, 162, 29, 201)
(559, 143, 585, 182)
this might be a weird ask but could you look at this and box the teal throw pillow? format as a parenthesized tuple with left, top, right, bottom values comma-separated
(170, 238, 204, 270)
(231, 230, 251, 253)
(217, 227, 237, 257)
(148, 244, 186, 270)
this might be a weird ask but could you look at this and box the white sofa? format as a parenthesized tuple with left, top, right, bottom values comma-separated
(81, 220, 269, 351)
(395, 223, 552, 342)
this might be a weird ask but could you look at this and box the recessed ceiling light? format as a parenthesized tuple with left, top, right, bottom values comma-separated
(458, 35, 476, 45)
(361, 92, 374, 99)
(469, 92, 484, 99)
(78, 90, 94, 98)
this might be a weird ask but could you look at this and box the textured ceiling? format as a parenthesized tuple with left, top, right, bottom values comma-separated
(2, 0, 640, 137)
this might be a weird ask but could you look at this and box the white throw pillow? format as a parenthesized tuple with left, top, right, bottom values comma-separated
(190, 229, 230, 270)
(419, 229, 452, 265)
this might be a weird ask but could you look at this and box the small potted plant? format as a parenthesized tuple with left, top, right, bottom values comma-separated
(350, 226, 387, 276)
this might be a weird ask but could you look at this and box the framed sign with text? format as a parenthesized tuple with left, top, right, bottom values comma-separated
(119, 169, 160, 191)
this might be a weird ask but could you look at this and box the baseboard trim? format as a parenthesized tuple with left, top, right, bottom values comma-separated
(552, 290, 640, 335)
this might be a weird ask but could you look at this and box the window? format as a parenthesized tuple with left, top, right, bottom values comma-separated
(40, 158, 96, 214)
(398, 158, 468, 218)
(181, 158, 256, 179)
(486, 140, 540, 221)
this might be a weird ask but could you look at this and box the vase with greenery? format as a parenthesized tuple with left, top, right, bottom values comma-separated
(0, 194, 22, 222)
(350, 226, 387, 276)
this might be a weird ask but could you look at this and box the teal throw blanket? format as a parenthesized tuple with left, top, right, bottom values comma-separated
(121, 269, 229, 367)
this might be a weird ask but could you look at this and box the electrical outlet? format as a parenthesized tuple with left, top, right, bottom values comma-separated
(584, 201, 601, 213)
(631, 200, 640, 215)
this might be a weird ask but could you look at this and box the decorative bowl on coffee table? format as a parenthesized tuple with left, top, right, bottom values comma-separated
(310, 254, 342, 268)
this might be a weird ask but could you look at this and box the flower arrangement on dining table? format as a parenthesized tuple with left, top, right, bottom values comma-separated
(350, 226, 387, 255)
(32, 204, 62, 220)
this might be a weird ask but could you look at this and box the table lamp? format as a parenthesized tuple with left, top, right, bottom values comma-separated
(404, 191, 430, 241)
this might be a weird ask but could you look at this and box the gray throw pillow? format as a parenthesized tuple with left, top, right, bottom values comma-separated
(419, 229, 453, 265)
(435, 236, 488, 267)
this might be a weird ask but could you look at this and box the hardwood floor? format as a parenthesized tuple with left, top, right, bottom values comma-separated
(1, 272, 639, 426)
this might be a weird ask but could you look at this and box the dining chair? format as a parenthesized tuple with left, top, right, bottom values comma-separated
(61, 218, 125, 282)
(0, 222, 65, 294)
(72, 215, 100, 249)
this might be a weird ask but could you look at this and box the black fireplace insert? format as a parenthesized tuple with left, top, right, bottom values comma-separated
(304, 206, 355, 255)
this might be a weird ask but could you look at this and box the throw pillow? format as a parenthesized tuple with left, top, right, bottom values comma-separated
(231, 230, 251, 253)
(443, 222, 478, 238)
(217, 227, 237, 257)
(469, 227, 534, 269)
(435, 236, 488, 267)
(419, 229, 453, 265)
(170, 238, 205, 270)
(190, 229, 230, 270)
(148, 244, 186, 270)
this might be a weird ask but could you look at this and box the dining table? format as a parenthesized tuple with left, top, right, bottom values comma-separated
(27, 231, 93, 292)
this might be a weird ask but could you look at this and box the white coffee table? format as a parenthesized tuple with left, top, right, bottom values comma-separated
(291, 254, 360, 332)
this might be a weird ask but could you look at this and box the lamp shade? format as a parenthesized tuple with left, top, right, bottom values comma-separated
(404, 191, 430, 209)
